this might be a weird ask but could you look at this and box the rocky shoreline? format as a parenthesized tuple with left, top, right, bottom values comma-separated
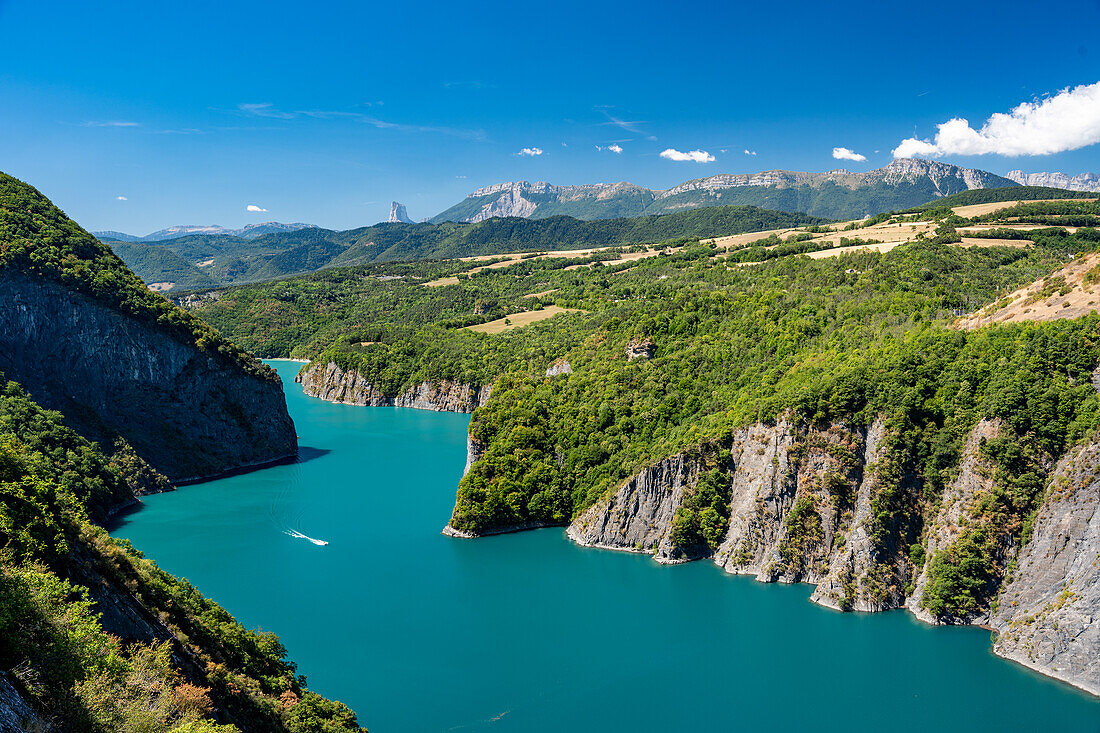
(295, 356, 1100, 697)
(295, 361, 491, 413)
(453, 413, 1100, 697)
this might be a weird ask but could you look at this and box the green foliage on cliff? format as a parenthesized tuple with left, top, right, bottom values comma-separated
(0, 376, 365, 732)
(0, 172, 276, 383)
(669, 468, 732, 554)
(921, 431, 1051, 619)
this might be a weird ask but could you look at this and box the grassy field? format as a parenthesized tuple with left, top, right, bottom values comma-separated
(464, 305, 582, 334)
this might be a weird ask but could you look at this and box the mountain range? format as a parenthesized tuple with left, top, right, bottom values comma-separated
(106, 205, 825, 290)
(95, 221, 318, 242)
(431, 159, 1018, 223)
(1006, 170, 1100, 192)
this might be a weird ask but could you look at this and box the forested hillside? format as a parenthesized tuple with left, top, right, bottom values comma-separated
(192, 201, 1100, 644)
(104, 205, 826, 290)
(0, 172, 365, 731)
(0, 380, 364, 731)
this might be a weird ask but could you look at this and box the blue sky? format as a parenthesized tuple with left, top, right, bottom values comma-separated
(1, 0, 1098, 233)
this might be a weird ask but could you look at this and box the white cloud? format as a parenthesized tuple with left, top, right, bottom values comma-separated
(892, 81, 1100, 158)
(517, 147, 543, 157)
(744, 149, 757, 156)
(609, 144, 623, 154)
(246, 204, 268, 212)
(238, 103, 295, 120)
(115, 196, 127, 201)
(660, 148, 715, 163)
(83, 121, 140, 127)
(832, 147, 867, 162)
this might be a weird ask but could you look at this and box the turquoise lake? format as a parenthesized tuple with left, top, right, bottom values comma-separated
(111, 360, 1100, 732)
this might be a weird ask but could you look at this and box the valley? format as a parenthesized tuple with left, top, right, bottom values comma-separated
(6, 3, 1100, 731)
(185, 194, 1100, 697)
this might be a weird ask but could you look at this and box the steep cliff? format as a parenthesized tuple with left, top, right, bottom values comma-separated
(387, 201, 414, 224)
(547, 411, 1100, 694)
(0, 270, 296, 483)
(991, 439, 1100, 696)
(0, 173, 297, 485)
(296, 360, 491, 413)
(1006, 170, 1100, 193)
(568, 448, 707, 561)
(564, 418, 907, 607)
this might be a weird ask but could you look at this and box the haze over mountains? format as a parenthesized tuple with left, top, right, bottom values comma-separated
(95, 221, 318, 242)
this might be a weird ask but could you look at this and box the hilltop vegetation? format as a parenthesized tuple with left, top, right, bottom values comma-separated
(0, 173, 273, 382)
(908, 185, 1097, 211)
(105, 205, 826, 291)
(192, 200, 1100, 624)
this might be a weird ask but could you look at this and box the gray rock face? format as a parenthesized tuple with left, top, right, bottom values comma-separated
(625, 339, 655, 361)
(387, 201, 414, 224)
(810, 418, 897, 611)
(553, 414, 1100, 695)
(991, 439, 1100, 696)
(0, 272, 297, 484)
(568, 450, 705, 562)
(0, 675, 42, 733)
(469, 185, 539, 222)
(567, 419, 895, 597)
(545, 359, 572, 377)
(1005, 170, 1100, 192)
(296, 360, 491, 413)
(444, 160, 1012, 222)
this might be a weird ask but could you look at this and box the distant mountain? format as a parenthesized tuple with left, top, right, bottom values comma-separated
(111, 204, 827, 291)
(1006, 170, 1100, 193)
(387, 202, 414, 223)
(94, 221, 318, 242)
(432, 159, 1018, 223)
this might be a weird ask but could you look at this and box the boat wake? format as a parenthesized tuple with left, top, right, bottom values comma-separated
(284, 529, 329, 546)
(268, 468, 328, 545)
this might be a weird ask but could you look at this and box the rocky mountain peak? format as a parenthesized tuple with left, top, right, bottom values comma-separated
(387, 201, 414, 224)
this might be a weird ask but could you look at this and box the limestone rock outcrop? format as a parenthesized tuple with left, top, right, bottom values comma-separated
(387, 201, 414, 223)
(1005, 170, 1100, 193)
(990, 439, 1100, 696)
(296, 360, 491, 413)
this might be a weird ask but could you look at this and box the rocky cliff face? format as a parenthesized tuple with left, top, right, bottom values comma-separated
(1006, 170, 1100, 192)
(546, 414, 1100, 694)
(0, 675, 42, 733)
(296, 360, 491, 413)
(444, 161, 1013, 222)
(566, 418, 900, 605)
(568, 449, 707, 561)
(469, 185, 539, 223)
(387, 201, 414, 223)
(0, 271, 297, 483)
(990, 439, 1100, 696)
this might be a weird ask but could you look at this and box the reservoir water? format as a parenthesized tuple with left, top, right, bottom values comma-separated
(111, 360, 1100, 732)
